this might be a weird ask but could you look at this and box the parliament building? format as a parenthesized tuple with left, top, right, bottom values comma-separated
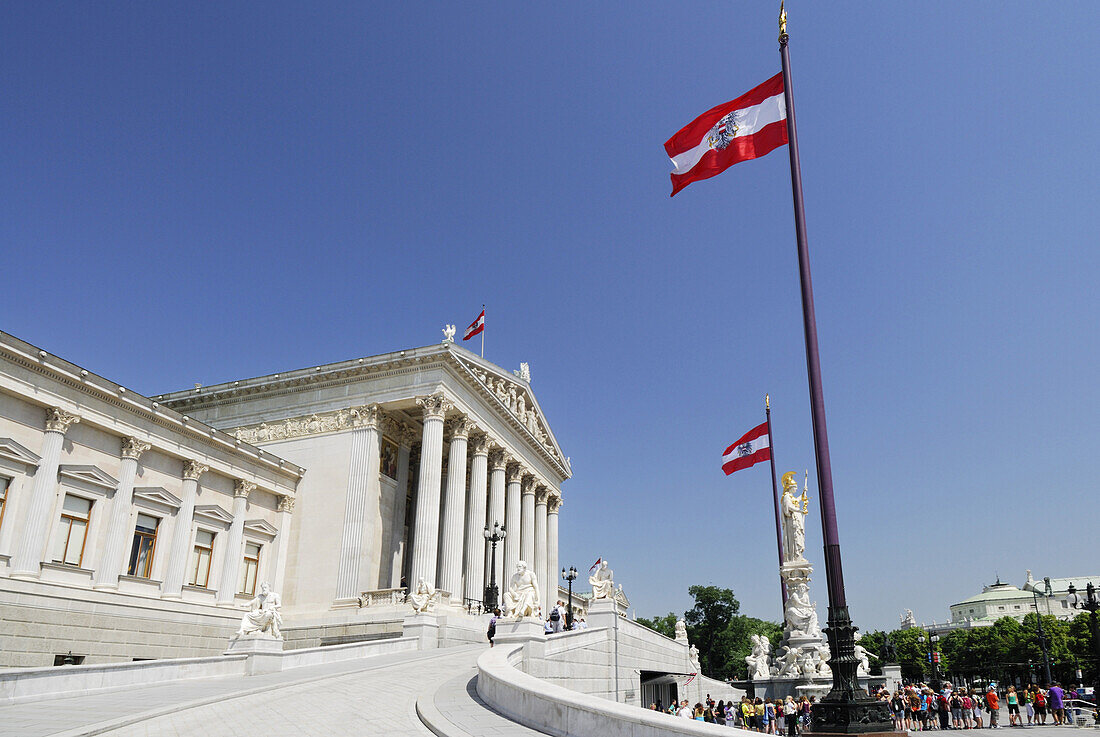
(0, 329, 570, 666)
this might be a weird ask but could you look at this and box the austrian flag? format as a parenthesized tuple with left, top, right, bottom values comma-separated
(721, 421, 771, 476)
(463, 309, 485, 341)
(665, 72, 788, 196)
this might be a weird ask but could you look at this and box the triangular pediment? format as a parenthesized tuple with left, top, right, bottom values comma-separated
(59, 465, 119, 491)
(451, 353, 571, 476)
(133, 486, 182, 510)
(194, 504, 234, 527)
(0, 438, 41, 467)
(244, 518, 279, 539)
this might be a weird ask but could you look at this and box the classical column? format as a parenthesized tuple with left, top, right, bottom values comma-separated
(409, 393, 451, 589)
(438, 416, 473, 600)
(533, 485, 549, 614)
(388, 425, 415, 588)
(547, 494, 562, 616)
(216, 480, 254, 604)
(93, 437, 152, 588)
(268, 495, 295, 594)
(520, 475, 536, 567)
(463, 434, 490, 604)
(11, 408, 80, 577)
(334, 405, 382, 603)
(487, 448, 507, 588)
(161, 460, 208, 597)
(502, 461, 522, 583)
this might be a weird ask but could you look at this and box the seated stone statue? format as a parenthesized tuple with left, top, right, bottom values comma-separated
(408, 577, 438, 614)
(503, 560, 541, 618)
(589, 559, 614, 599)
(234, 582, 283, 640)
(784, 583, 820, 637)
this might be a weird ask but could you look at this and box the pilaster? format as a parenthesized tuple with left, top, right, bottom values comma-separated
(216, 479, 254, 604)
(161, 460, 208, 597)
(93, 436, 151, 589)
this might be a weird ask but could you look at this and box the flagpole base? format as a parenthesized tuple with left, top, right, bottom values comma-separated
(809, 605, 894, 734)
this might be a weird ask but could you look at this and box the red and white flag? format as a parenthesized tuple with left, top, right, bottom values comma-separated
(463, 309, 485, 341)
(665, 72, 787, 197)
(721, 421, 771, 476)
(589, 557, 602, 573)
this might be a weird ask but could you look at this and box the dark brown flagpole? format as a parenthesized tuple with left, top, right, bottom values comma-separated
(765, 393, 788, 606)
(777, 3, 894, 733)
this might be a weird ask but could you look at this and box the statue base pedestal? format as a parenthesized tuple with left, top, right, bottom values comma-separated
(586, 597, 624, 632)
(403, 612, 441, 649)
(493, 617, 545, 645)
(224, 635, 284, 675)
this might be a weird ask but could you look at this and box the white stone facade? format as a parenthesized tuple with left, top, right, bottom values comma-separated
(0, 331, 569, 666)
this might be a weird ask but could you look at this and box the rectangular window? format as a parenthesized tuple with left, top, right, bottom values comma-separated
(126, 513, 159, 578)
(52, 495, 92, 566)
(239, 542, 260, 595)
(0, 476, 9, 532)
(190, 529, 214, 587)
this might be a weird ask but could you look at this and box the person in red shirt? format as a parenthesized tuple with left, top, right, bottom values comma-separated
(986, 687, 1000, 729)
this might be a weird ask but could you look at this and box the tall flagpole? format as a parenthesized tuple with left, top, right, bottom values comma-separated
(765, 393, 787, 606)
(778, 4, 890, 732)
(481, 304, 485, 358)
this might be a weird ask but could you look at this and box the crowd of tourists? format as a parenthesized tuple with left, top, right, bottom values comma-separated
(877, 681, 1091, 731)
(649, 694, 817, 732)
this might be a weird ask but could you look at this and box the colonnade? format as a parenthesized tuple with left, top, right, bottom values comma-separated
(335, 393, 563, 615)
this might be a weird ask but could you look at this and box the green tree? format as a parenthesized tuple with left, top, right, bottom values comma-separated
(889, 627, 930, 682)
(637, 612, 678, 639)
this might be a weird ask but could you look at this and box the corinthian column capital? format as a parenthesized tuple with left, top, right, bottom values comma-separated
(278, 495, 296, 513)
(182, 460, 209, 481)
(548, 494, 563, 514)
(506, 463, 524, 485)
(45, 407, 80, 434)
(470, 433, 491, 456)
(521, 474, 538, 496)
(350, 403, 382, 429)
(121, 437, 152, 461)
(234, 480, 257, 499)
(416, 392, 454, 421)
(489, 448, 509, 471)
(535, 485, 550, 505)
(448, 416, 476, 439)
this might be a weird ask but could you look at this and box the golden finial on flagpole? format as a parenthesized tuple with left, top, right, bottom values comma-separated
(779, 1, 788, 43)
(765, 393, 770, 410)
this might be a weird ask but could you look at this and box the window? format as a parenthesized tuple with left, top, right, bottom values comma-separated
(1014, 605, 1021, 610)
(998, 606, 1005, 611)
(0, 476, 9, 531)
(239, 542, 261, 595)
(190, 529, 214, 587)
(52, 495, 92, 566)
(126, 513, 159, 578)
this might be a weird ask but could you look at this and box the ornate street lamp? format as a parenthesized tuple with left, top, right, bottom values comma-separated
(561, 565, 578, 630)
(1066, 582, 1099, 708)
(482, 522, 505, 612)
(1032, 576, 1054, 686)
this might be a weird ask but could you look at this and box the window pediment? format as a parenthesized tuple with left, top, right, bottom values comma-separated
(133, 486, 182, 510)
(0, 437, 41, 467)
(244, 518, 278, 539)
(194, 504, 234, 528)
(58, 465, 118, 492)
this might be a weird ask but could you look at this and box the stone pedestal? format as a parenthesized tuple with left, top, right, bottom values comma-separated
(224, 636, 284, 675)
(882, 663, 902, 693)
(403, 613, 441, 649)
(493, 617, 545, 644)
(586, 597, 624, 631)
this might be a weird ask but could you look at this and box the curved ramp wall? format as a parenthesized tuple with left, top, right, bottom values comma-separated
(478, 643, 754, 737)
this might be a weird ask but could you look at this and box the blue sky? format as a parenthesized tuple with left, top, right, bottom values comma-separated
(2, 3, 1097, 632)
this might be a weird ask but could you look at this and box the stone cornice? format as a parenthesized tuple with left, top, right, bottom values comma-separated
(0, 331, 303, 483)
(230, 405, 416, 445)
(152, 343, 571, 481)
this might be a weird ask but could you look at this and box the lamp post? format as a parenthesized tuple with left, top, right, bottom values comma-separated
(1032, 577, 1054, 686)
(931, 633, 941, 688)
(1066, 582, 1100, 710)
(482, 522, 505, 612)
(561, 565, 578, 630)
